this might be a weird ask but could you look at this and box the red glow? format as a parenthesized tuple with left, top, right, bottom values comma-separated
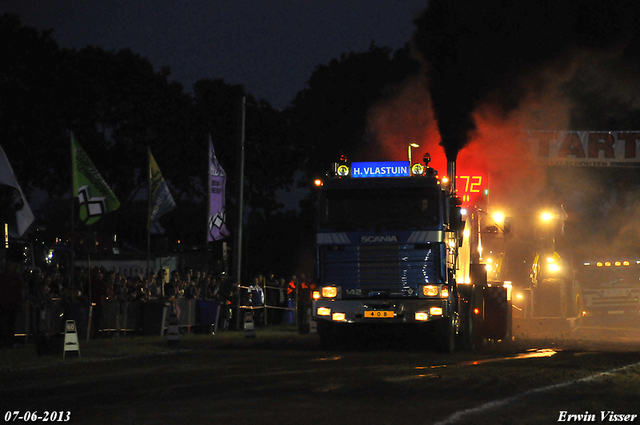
(366, 76, 572, 213)
(366, 76, 447, 173)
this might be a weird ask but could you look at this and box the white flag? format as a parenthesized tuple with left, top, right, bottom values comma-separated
(0, 144, 34, 237)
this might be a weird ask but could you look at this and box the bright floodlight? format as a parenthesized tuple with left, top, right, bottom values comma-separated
(408, 142, 420, 165)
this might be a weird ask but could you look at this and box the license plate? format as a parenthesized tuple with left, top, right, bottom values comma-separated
(364, 310, 394, 318)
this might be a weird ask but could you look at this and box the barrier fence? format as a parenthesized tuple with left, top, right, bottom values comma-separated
(237, 283, 298, 326)
(13, 295, 297, 340)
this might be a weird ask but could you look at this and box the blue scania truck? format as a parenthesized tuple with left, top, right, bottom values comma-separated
(312, 155, 511, 351)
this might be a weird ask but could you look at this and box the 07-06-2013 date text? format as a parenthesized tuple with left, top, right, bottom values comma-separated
(4, 411, 71, 422)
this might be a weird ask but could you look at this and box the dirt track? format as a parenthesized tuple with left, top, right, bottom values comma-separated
(1, 325, 639, 425)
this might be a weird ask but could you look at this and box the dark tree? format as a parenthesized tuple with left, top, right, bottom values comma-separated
(286, 43, 420, 182)
(0, 14, 67, 194)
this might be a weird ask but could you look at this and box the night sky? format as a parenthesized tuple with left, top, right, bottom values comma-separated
(3, 0, 428, 109)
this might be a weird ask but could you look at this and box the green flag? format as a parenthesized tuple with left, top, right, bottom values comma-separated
(71, 133, 120, 225)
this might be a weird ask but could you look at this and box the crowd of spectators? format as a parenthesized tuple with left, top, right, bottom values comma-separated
(0, 258, 313, 346)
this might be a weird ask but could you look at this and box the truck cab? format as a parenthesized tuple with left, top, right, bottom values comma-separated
(312, 156, 510, 351)
(579, 257, 640, 323)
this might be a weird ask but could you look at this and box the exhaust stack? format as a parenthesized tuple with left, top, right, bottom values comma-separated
(447, 160, 456, 193)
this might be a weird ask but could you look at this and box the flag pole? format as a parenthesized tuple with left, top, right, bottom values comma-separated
(233, 96, 246, 330)
(147, 147, 151, 285)
(70, 133, 90, 339)
(69, 134, 75, 293)
(205, 135, 212, 295)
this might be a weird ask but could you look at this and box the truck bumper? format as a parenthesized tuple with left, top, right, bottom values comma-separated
(312, 298, 451, 324)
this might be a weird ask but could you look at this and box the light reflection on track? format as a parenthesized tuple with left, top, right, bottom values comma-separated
(455, 348, 558, 366)
(413, 348, 558, 370)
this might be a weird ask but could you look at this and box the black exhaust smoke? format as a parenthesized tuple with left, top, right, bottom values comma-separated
(411, 0, 639, 162)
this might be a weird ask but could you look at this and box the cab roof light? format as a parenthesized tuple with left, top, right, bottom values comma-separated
(591, 260, 633, 267)
(336, 164, 349, 177)
(411, 163, 425, 176)
(333, 154, 350, 178)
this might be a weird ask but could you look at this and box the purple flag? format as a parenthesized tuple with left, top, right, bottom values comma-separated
(208, 138, 230, 241)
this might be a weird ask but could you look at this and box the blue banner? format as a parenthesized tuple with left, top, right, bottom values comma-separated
(351, 161, 409, 178)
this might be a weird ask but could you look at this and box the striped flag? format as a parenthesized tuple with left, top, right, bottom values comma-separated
(148, 149, 176, 234)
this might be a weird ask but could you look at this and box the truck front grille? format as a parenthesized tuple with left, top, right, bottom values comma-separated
(320, 244, 441, 289)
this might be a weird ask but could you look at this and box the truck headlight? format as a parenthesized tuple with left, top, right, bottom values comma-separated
(317, 307, 331, 316)
(321, 286, 340, 299)
(332, 312, 346, 322)
(421, 285, 448, 298)
(422, 285, 439, 297)
(415, 312, 429, 321)
(429, 307, 443, 316)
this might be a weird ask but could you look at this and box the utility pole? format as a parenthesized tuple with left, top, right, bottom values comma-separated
(233, 96, 246, 330)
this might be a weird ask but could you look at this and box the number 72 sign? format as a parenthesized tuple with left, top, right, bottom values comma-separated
(456, 175, 485, 205)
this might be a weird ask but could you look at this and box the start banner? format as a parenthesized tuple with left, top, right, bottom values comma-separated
(527, 131, 640, 166)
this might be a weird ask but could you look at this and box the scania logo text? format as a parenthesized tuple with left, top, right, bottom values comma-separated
(360, 236, 398, 243)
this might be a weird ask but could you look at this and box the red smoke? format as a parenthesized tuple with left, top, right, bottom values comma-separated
(366, 75, 446, 173)
(366, 74, 575, 212)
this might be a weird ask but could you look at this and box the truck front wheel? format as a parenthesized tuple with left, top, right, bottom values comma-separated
(317, 321, 341, 350)
(436, 314, 456, 353)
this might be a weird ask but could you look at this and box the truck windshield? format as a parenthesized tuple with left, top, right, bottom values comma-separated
(578, 265, 640, 288)
(320, 186, 440, 230)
